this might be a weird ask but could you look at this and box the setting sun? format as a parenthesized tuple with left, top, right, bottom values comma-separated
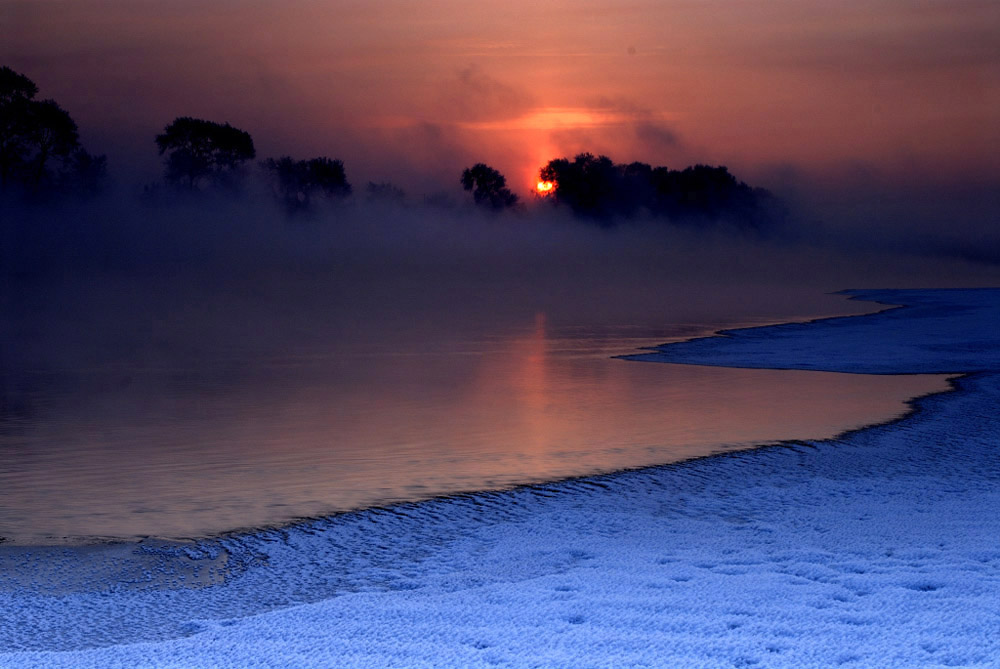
(536, 180, 554, 195)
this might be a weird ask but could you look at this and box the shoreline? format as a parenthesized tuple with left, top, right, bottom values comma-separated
(2, 372, 961, 553)
(0, 292, 920, 549)
(4, 287, 1000, 666)
(625, 287, 1000, 375)
(0, 370, 956, 560)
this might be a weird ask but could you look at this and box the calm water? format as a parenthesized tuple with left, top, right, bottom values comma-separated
(0, 306, 949, 545)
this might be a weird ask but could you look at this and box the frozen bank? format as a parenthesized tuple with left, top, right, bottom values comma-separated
(2, 288, 999, 668)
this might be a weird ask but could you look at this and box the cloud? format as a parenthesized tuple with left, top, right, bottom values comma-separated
(634, 122, 680, 151)
(586, 96, 649, 116)
(439, 65, 536, 122)
(540, 98, 684, 166)
(582, 96, 684, 155)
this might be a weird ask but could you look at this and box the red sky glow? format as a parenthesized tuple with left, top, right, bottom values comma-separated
(3, 0, 997, 195)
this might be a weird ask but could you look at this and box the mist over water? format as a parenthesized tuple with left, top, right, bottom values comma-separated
(1, 189, 994, 543)
(4, 183, 995, 371)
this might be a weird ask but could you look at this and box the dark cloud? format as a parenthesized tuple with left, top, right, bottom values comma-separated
(634, 122, 680, 151)
(572, 96, 686, 157)
(440, 65, 536, 122)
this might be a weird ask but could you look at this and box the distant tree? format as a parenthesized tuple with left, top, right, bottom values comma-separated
(460, 163, 518, 210)
(22, 99, 79, 186)
(261, 156, 351, 211)
(365, 181, 406, 205)
(155, 117, 255, 190)
(646, 164, 776, 226)
(539, 153, 621, 219)
(539, 153, 776, 228)
(0, 67, 38, 185)
(0, 66, 105, 195)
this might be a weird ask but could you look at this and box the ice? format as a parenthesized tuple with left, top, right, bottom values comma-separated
(2, 288, 1000, 668)
(626, 288, 1000, 374)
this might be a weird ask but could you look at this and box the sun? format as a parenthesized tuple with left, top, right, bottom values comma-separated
(536, 180, 554, 195)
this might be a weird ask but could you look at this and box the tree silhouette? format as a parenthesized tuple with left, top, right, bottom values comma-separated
(0, 66, 105, 195)
(262, 156, 351, 212)
(539, 153, 621, 219)
(460, 163, 518, 210)
(0, 66, 38, 105)
(540, 153, 777, 228)
(0, 67, 38, 185)
(23, 99, 79, 186)
(155, 117, 255, 190)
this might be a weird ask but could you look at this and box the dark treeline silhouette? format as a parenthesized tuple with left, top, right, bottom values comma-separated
(262, 156, 351, 212)
(4, 65, 781, 229)
(461, 163, 519, 210)
(153, 116, 351, 213)
(0, 66, 106, 198)
(539, 153, 779, 228)
(155, 117, 256, 191)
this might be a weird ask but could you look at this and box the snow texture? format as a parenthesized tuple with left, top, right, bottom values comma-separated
(626, 288, 1000, 374)
(2, 288, 1000, 668)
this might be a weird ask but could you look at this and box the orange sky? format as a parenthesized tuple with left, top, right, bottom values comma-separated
(3, 0, 998, 194)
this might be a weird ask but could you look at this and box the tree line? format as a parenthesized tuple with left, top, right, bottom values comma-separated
(0, 66, 106, 197)
(538, 153, 779, 227)
(3, 65, 778, 228)
(456, 155, 779, 228)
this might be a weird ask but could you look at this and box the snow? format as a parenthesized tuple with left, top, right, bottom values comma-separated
(626, 288, 1000, 374)
(3, 288, 1000, 668)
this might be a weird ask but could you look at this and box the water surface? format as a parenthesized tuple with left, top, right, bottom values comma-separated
(0, 310, 949, 544)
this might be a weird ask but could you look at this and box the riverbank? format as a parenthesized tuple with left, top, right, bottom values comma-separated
(3, 289, 998, 667)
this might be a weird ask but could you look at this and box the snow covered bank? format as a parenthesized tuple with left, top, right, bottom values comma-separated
(627, 288, 1000, 374)
(3, 288, 1000, 668)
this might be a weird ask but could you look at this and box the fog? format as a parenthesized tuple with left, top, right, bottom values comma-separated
(3, 179, 997, 381)
(763, 166, 1000, 267)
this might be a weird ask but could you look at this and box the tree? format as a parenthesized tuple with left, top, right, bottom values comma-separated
(539, 153, 776, 228)
(539, 153, 621, 219)
(23, 99, 79, 186)
(0, 66, 38, 105)
(460, 163, 518, 210)
(0, 67, 37, 185)
(0, 65, 105, 195)
(262, 156, 351, 212)
(0, 67, 40, 185)
(155, 117, 255, 190)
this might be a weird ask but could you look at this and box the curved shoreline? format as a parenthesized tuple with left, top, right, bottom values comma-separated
(625, 287, 1000, 375)
(0, 289, 968, 559)
(4, 288, 1000, 667)
(0, 291, 923, 548)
